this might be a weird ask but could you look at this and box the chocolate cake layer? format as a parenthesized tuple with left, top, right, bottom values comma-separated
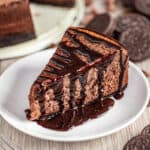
(0, 0, 36, 47)
(31, 0, 75, 7)
(27, 27, 128, 130)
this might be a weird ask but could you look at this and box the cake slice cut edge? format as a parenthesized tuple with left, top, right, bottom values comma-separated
(27, 27, 129, 130)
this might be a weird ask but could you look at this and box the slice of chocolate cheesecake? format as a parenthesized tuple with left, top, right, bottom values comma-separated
(31, 0, 75, 7)
(27, 27, 128, 131)
(0, 0, 36, 47)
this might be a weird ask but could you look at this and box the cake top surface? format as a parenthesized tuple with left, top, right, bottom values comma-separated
(0, 0, 21, 6)
(35, 27, 128, 85)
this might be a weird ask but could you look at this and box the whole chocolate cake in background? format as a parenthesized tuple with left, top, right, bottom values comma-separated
(26, 27, 128, 131)
(0, 0, 36, 47)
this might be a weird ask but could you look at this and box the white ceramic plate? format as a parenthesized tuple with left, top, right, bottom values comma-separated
(0, 0, 84, 59)
(0, 49, 149, 142)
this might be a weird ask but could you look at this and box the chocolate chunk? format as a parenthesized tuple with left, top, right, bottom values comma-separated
(86, 13, 115, 35)
(123, 135, 150, 150)
(115, 13, 150, 33)
(142, 125, 150, 135)
(120, 27, 150, 61)
(135, 0, 150, 17)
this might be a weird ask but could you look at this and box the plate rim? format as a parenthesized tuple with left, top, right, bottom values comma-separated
(0, 49, 149, 142)
(0, 0, 85, 60)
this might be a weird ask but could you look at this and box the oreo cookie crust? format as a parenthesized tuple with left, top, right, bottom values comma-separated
(123, 135, 150, 150)
(142, 125, 150, 135)
(115, 13, 150, 33)
(135, 0, 150, 17)
(120, 27, 150, 61)
(86, 13, 115, 35)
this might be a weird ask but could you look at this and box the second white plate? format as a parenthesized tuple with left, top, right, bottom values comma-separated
(0, 48, 149, 142)
(0, 0, 84, 59)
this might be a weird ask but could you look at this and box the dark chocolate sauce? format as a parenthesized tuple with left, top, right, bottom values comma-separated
(66, 31, 103, 61)
(102, 98, 115, 107)
(118, 48, 124, 93)
(114, 92, 124, 100)
(36, 99, 115, 131)
(118, 48, 128, 94)
(53, 81, 64, 113)
(70, 28, 121, 50)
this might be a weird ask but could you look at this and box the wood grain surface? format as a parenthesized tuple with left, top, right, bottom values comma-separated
(0, 56, 150, 150)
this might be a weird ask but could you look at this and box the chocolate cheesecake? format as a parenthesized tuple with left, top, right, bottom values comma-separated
(0, 0, 36, 47)
(31, 0, 75, 7)
(27, 27, 128, 131)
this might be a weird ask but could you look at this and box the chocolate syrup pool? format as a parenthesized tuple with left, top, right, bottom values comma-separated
(25, 92, 124, 131)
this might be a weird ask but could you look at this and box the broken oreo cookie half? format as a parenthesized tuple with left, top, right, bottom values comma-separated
(86, 13, 115, 35)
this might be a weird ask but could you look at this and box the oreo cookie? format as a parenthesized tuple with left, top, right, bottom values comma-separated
(135, 0, 150, 17)
(115, 13, 150, 33)
(120, 27, 150, 61)
(123, 135, 150, 150)
(142, 125, 150, 135)
(86, 13, 115, 35)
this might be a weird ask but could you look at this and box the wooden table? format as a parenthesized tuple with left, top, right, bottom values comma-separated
(0, 56, 150, 150)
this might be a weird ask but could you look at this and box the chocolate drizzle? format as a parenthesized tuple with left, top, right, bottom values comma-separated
(118, 50, 124, 91)
(37, 97, 115, 131)
(114, 92, 124, 100)
(118, 50, 128, 93)
(70, 28, 121, 50)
